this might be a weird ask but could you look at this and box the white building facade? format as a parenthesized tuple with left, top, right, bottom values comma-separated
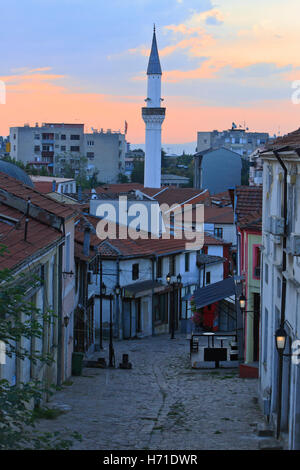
(259, 145, 300, 449)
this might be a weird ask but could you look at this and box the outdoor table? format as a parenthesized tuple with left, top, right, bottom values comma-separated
(216, 336, 228, 348)
(203, 332, 215, 347)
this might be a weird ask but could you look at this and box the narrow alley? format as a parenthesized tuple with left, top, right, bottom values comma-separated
(35, 334, 265, 450)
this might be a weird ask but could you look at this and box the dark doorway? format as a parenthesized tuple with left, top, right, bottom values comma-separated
(135, 299, 141, 333)
(253, 293, 260, 361)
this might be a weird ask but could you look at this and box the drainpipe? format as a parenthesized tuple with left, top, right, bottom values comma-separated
(151, 256, 156, 336)
(116, 257, 120, 339)
(273, 150, 288, 440)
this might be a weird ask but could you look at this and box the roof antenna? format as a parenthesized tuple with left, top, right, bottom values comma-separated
(154, 23, 156, 33)
(24, 197, 31, 242)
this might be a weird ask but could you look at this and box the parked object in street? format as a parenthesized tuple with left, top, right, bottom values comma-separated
(119, 354, 132, 369)
(190, 332, 239, 369)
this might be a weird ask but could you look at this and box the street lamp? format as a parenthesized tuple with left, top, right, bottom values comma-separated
(99, 282, 106, 350)
(275, 326, 287, 353)
(239, 294, 246, 310)
(166, 273, 181, 340)
(108, 293, 115, 368)
(114, 283, 121, 339)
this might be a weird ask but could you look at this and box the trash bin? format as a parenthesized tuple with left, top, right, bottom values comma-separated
(72, 352, 84, 376)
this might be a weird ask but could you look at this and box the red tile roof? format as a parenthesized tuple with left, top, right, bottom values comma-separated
(33, 181, 54, 193)
(88, 183, 144, 194)
(266, 127, 300, 150)
(235, 186, 262, 224)
(238, 210, 262, 231)
(0, 172, 77, 220)
(210, 190, 232, 206)
(204, 206, 234, 224)
(142, 187, 211, 207)
(0, 202, 62, 270)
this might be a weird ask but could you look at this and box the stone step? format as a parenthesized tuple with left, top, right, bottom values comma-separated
(257, 423, 274, 437)
(258, 439, 283, 450)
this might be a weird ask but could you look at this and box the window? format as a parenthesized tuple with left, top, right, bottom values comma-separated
(42, 133, 54, 140)
(253, 246, 261, 279)
(34, 145, 40, 152)
(61, 134, 66, 140)
(265, 263, 269, 284)
(169, 255, 176, 276)
(70, 146, 80, 152)
(277, 277, 281, 298)
(206, 271, 211, 285)
(87, 152, 95, 159)
(132, 264, 139, 281)
(87, 140, 94, 146)
(157, 258, 162, 278)
(70, 135, 80, 140)
(185, 253, 190, 272)
(34, 133, 40, 140)
(61, 145, 66, 151)
(214, 227, 223, 239)
(13, 134, 16, 140)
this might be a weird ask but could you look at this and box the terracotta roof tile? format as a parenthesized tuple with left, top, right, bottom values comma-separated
(235, 186, 262, 223)
(0, 202, 62, 270)
(238, 210, 262, 231)
(204, 206, 234, 224)
(0, 172, 77, 220)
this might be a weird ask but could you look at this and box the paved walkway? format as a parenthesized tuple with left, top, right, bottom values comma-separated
(35, 334, 265, 450)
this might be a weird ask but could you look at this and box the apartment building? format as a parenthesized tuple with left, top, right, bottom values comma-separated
(9, 123, 126, 183)
(197, 125, 270, 157)
(10, 123, 85, 175)
(84, 129, 126, 183)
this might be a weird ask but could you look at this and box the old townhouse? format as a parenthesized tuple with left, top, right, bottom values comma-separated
(258, 130, 300, 449)
(0, 169, 77, 386)
(234, 186, 262, 375)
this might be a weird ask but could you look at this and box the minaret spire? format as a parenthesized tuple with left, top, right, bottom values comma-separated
(142, 27, 166, 188)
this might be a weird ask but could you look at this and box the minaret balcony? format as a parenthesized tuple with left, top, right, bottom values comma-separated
(142, 107, 166, 116)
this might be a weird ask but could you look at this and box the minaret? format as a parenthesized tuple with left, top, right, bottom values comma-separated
(142, 26, 166, 188)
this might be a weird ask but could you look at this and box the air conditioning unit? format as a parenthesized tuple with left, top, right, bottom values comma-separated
(287, 233, 300, 256)
(271, 216, 284, 236)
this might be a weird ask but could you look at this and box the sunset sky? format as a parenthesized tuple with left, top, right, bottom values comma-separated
(1, 0, 300, 145)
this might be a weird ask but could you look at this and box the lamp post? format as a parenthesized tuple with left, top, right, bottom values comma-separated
(99, 282, 106, 350)
(115, 283, 121, 339)
(166, 273, 181, 340)
(108, 293, 115, 368)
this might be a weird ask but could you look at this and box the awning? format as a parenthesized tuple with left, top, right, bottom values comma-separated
(123, 280, 166, 299)
(193, 277, 236, 309)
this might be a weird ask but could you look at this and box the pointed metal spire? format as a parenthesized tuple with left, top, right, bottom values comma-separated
(147, 26, 162, 75)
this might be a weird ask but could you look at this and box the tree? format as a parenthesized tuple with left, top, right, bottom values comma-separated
(118, 173, 129, 183)
(131, 158, 144, 184)
(0, 246, 80, 449)
(241, 158, 250, 185)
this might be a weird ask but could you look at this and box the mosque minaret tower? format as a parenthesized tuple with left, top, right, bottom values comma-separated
(142, 26, 166, 188)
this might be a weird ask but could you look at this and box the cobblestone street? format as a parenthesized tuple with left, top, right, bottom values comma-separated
(36, 334, 265, 450)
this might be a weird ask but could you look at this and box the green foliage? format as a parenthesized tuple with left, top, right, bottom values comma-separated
(131, 158, 144, 184)
(32, 406, 66, 420)
(118, 173, 129, 183)
(0, 259, 80, 449)
(241, 158, 250, 185)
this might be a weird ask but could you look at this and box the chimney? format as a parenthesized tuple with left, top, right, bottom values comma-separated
(52, 180, 56, 192)
(83, 225, 91, 257)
